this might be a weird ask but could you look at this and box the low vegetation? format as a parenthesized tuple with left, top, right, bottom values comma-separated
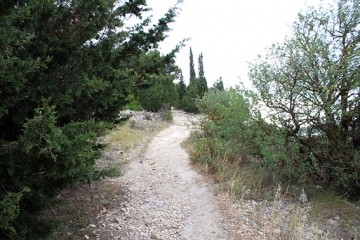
(184, 3, 360, 234)
(163, 110, 174, 121)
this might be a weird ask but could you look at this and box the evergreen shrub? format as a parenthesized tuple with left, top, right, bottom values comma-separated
(164, 110, 173, 121)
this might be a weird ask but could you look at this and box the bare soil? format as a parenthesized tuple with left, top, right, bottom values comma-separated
(63, 109, 358, 240)
(91, 110, 228, 239)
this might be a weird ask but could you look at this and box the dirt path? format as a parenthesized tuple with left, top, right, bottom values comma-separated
(96, 110, 229, 239)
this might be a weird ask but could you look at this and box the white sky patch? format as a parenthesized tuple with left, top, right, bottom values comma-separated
(143, 0, 331, 88)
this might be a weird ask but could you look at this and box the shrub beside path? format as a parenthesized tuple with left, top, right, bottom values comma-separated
(94, 110, 229, 239)
(89, 110, 347, 240)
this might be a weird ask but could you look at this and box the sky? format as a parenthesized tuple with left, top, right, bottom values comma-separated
(139, 0, 329, 89)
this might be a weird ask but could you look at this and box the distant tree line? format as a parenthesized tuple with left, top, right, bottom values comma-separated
(175, 47, 224, 112)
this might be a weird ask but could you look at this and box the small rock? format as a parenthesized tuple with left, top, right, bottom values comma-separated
(84, 235, 90, 240)
(327, 219, 337, 225)
(273, 228, 281, 234)
(249, 220, 259, 229)
(151, 232, 160, 239)
(89, 224, 96, 228)
(315, 229, 324, 235)
(298, 189, 308, 203)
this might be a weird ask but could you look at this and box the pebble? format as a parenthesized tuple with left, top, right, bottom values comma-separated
(150, 232, 160, 239)
(315, 229, 324, 235)
(327, 219, 338, 226)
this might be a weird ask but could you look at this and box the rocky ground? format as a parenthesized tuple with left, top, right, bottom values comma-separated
(90, 110, 228, 239)
(77, 109, 358, 240)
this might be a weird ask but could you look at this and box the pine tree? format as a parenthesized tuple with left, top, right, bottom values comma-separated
(128, 50, 180, 111)
(0, 1, 183, 238)
(197, 52, 208, 97)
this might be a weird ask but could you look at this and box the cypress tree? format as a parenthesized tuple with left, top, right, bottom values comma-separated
(182, 47, 199, 112)
(189, 47, 196, 83)
(197, 52, 208, 97)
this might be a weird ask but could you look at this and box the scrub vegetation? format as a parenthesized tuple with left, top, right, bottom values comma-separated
(185, 0, 360, 237)
(1, 0, 359, 238)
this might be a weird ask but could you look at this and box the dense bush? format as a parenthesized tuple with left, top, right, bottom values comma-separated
(124, 95, 144, 111)
(249, 0, 360, 196)
(193, 1, 360, 198)
(182, 82, 199, 113)
(196, 89, 288, 173)
(0, 0, 182, 238)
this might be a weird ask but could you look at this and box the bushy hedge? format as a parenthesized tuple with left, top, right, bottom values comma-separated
(0, 0, 182, 238)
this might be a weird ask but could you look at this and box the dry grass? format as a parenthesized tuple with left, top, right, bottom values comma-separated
(180, 130, 197, 154)
(183, 129, 360, 239)
(46, 181, 125, 240)
(309, 191, 360, 239)
(47, 118, 169, 239)
(107, 119, 169, 155)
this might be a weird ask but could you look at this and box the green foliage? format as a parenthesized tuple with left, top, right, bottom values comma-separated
(181, 49, 208, 113)
(189, 47, 196, 83)
(186, 0, 360, 202)
(191, 89, 280, 196)
(182, 82, 199, 113)
(211, 76, 225, 92)
(175, 72, 187, 108)
(196, 88, 265, 161)
(137, 50, 180, 111)
(0, 0, 184, 238)
(1, 100, 111, 239)
(123, 95, 143, 111)
(139, 74, 178, 111)
(182, 47, 204, 113)
(248, 0, 360, 196)
(197, 52, 208, 97)
(163, 110, 173, 121)
(193, 87, 313, 193)
(0, 187, 30, 239)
